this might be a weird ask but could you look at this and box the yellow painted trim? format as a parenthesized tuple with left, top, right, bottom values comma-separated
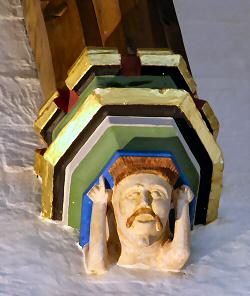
(38, 90, 59, 117)
(35, 47, 121, 143)
(41, 160, 54, 218)
(65, 47, 121, 90)
(138, 49, 197, 94)
(33, 91, 59, 144)
(40, 88, 223, 223)
(35, 48, 194, 141)
(34, 149, 45, 177)
(202, 101, 220, 140)
(137, 48, 174, 55)
(34, 101, 58, 137)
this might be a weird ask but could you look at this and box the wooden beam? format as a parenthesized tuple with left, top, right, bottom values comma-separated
(91, 0, 126, 52)
(75, 0, 102, 46)
(153, 0, 191, 72)
(23, 0, 57, 100)
(44, 0, 86, 87)
(118, 0, 157, 52)
(23, 0, 191, 100)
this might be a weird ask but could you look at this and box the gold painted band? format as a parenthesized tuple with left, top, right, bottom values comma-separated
(138, 49, 197, 94)
(39, 88, 223, 223)
(35, 48, 197, 141)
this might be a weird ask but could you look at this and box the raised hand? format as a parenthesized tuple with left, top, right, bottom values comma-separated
(172, 185, 194, 206)
(87, 175, 110, 274)
(88, 176, 112, 205)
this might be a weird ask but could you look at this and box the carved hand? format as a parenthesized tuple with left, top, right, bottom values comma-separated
(88, 176, 112, 205)
(173, 185, 194, 206)
(162, 185, 193, 270)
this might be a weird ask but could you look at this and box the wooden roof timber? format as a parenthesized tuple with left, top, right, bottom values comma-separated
(23, 0, 190, 101)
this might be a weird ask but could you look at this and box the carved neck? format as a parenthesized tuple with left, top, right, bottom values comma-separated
(117, 232, 165, 267)
(116, 227, 166, 265)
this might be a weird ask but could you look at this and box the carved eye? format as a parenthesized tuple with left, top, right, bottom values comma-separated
(126, 192, 140, 200)
(151, 190, 164, 200)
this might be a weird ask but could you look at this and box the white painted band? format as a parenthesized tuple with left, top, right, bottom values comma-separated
(62, 116, 200, 225)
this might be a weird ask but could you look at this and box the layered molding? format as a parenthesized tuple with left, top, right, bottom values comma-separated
(35, 48, 200, 144)
(138, 49, 196, 94)
(66, 47, 121, 90)
(62, 117, 200, 228)
(34, 47, 121, 142)
(52, 75, 177, 142)
(37, 88, 223, 224)
(51, 106, 211, 227)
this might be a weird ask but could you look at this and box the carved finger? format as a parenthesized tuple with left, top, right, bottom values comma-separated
(88, 185, 100, 200)
(181, 185, 194, 203)
(88, 188, 96, 200)
(88, 189, 94, 200)
(187, 188, 194, 203)
(180, 185, 188, 193)
(99, 176, 105, 195)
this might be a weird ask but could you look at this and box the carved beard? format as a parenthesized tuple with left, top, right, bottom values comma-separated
(126, 207, 163, 232)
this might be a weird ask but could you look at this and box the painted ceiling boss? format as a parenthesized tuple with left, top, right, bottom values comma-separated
(29, 0, 224, 276)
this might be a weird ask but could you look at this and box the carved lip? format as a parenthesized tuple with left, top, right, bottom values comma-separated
(126, 208, 156, 228)
(136, 214, 155, 223)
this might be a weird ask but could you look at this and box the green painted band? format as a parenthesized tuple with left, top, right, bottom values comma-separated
(52, 75, 177, 140)
(68, 126, 199, 229)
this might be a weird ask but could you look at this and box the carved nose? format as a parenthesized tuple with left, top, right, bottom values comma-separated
(141, 190, 152, 206)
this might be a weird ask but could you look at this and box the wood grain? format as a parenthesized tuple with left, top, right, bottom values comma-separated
(44, 0, 86, 88)
(91, 0, 126, 52)
(23, 0, 191, 99)
(23, 0, 57, 100)
(118, 0, 156, 51)
(76, 0, 102, 46)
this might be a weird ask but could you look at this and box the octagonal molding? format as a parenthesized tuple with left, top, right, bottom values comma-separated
(38, 88, 223, 224)
(62, 116, 200, 228)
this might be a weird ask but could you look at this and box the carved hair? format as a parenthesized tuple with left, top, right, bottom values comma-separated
(109, 156, 179, 186)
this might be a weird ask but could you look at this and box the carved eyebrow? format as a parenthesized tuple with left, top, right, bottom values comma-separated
(124, 185, 144, 195)
(135, 184, 144, 190)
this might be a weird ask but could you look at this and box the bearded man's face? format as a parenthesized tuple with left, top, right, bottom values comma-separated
(112, 173, 172, 246)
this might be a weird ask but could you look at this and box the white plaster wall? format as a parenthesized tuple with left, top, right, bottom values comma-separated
(0, 1, 249, 295)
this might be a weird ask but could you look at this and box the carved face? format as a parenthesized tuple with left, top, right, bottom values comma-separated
(112, 173, 172, 246)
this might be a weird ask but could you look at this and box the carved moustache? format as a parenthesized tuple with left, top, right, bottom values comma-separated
(126, 208, 163, 232)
